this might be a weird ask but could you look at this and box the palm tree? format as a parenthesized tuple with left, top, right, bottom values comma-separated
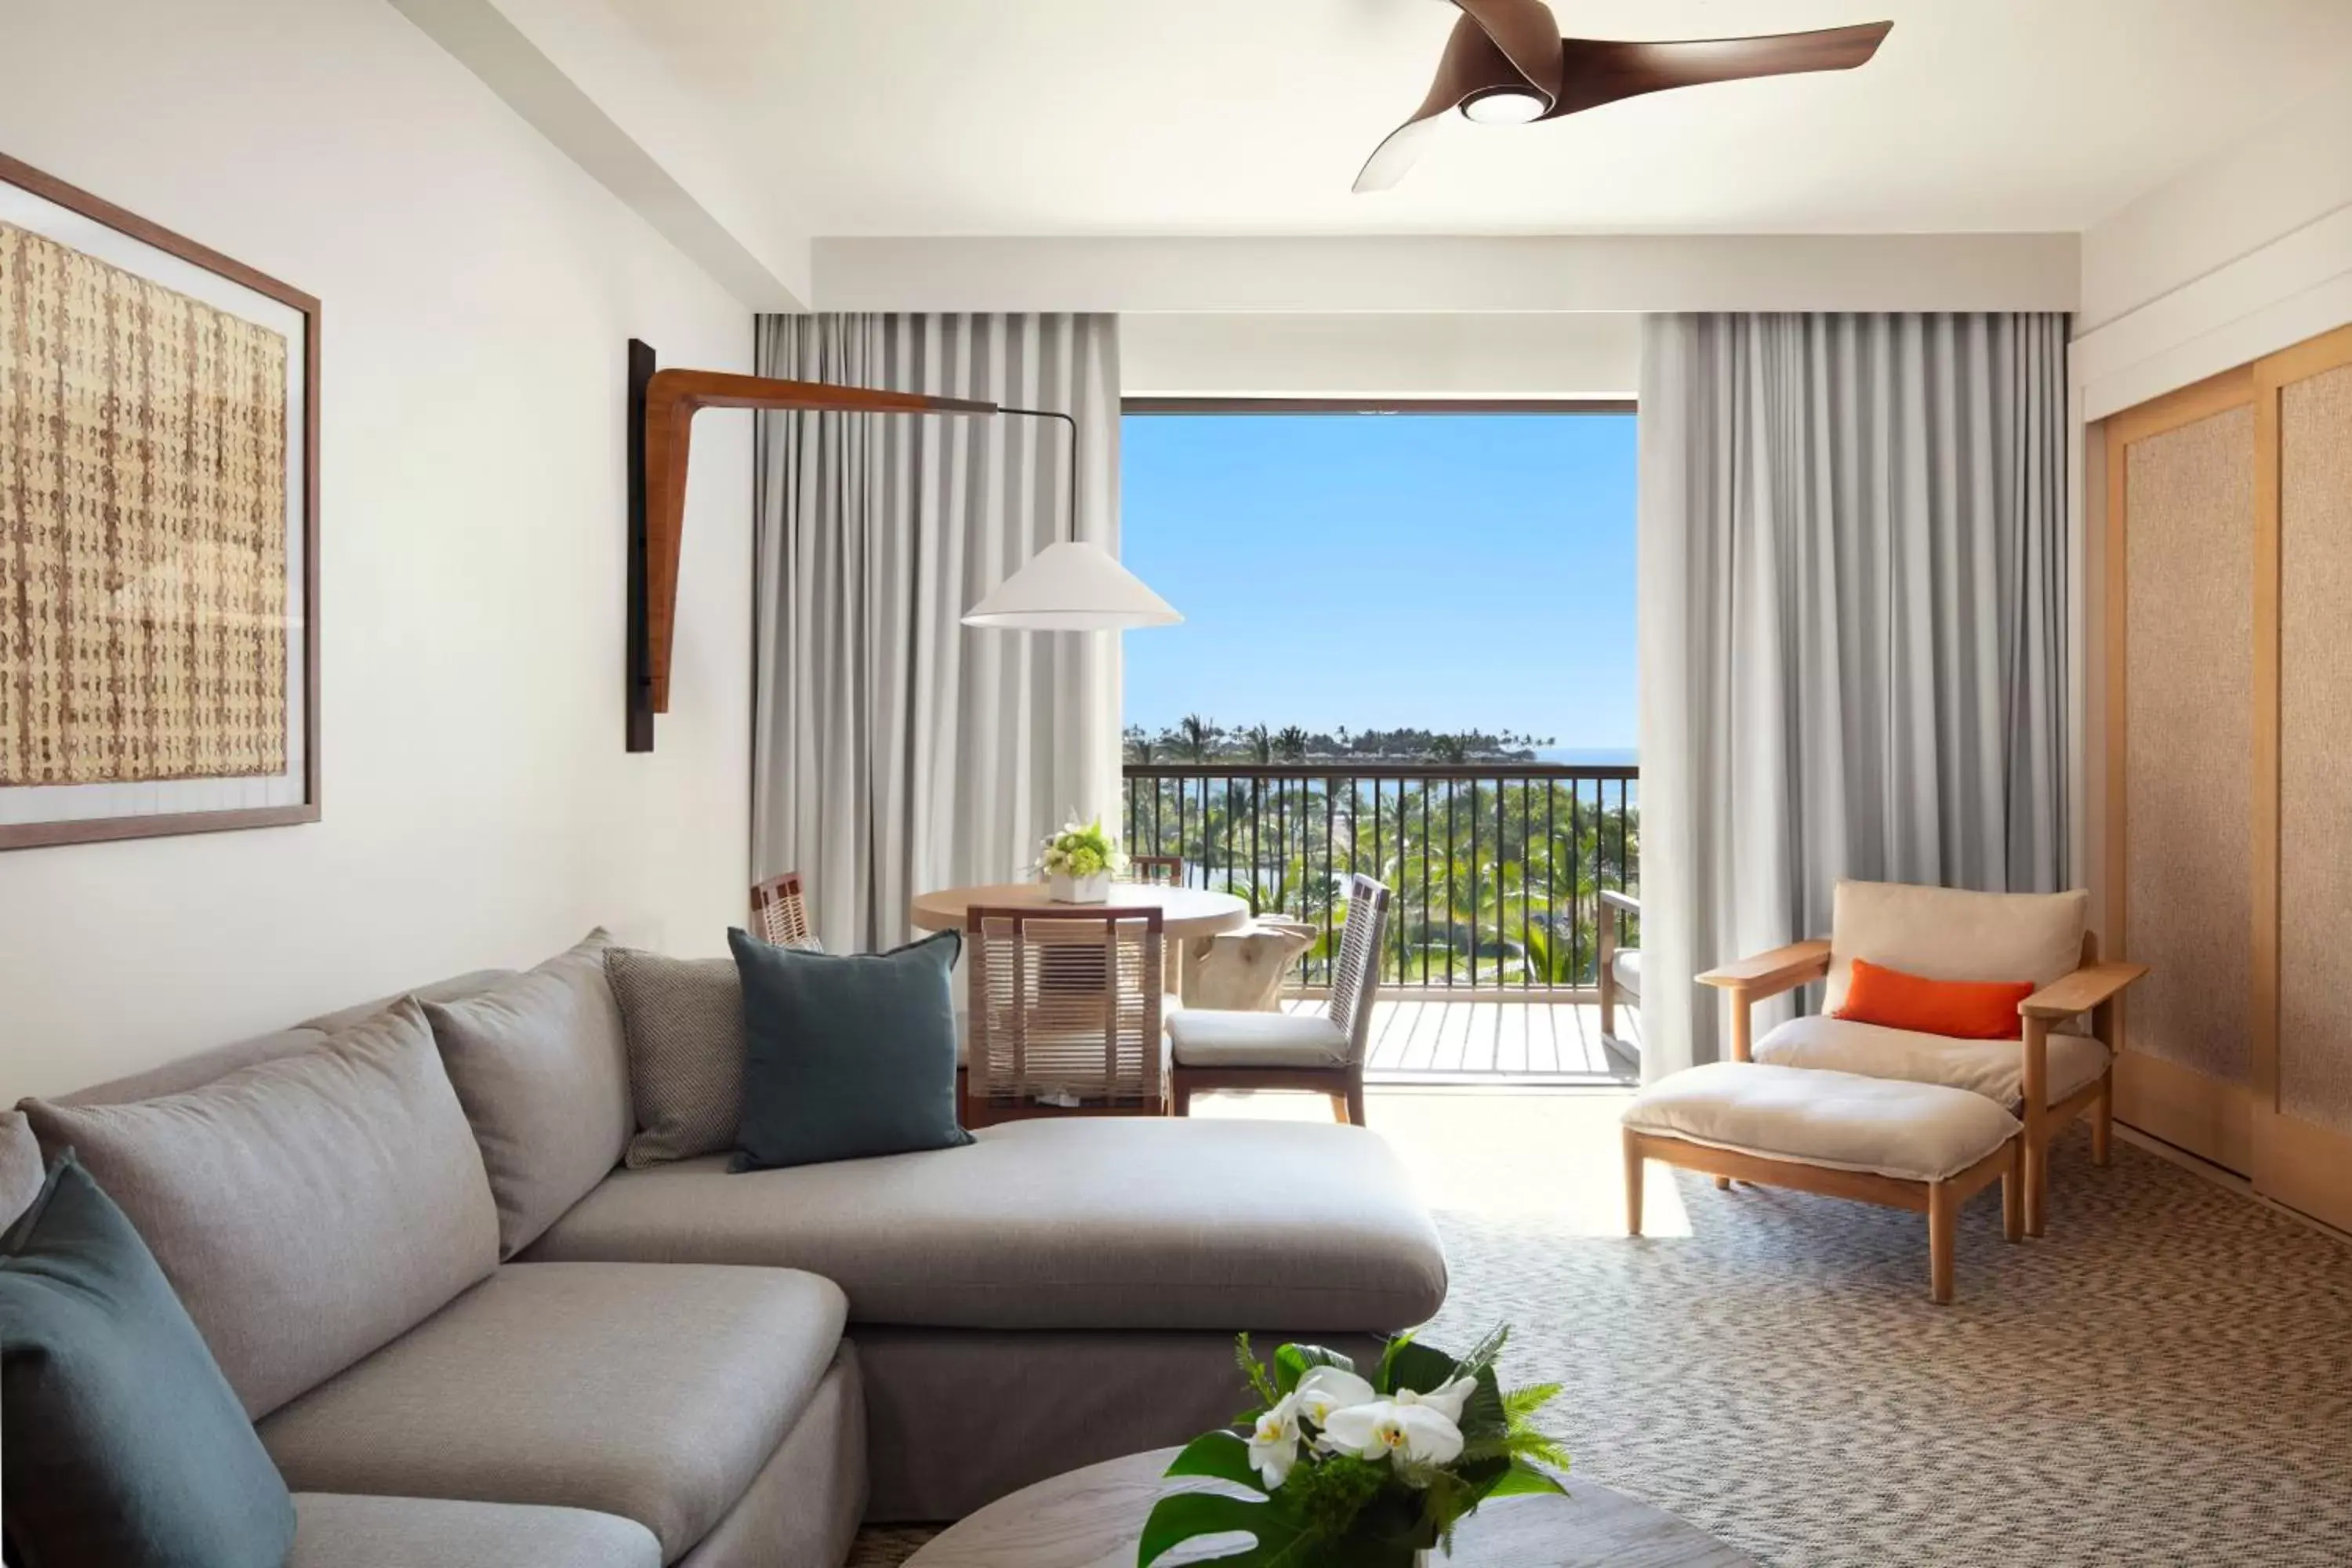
(1425, 733, 1468, 764)
(1275, 725, 1311, 762)
(1244, 723, 1274, 765)
(1175, 713, 1221, 762)
(1123, 726, 1158, 764)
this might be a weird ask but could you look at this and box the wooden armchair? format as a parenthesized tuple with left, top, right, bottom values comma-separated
(1697, 881, 2147, 1237)
(750, 871, 818, 949)
(964, 906, 1167, 1125)
(1130, 854, 1185, 886)
(1596, 889, 1641, 1043)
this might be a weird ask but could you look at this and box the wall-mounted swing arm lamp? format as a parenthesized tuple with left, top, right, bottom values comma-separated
(626, 338, 1178, 752)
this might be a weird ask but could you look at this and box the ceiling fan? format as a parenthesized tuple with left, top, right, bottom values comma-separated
(1357, 1, 1893, 191)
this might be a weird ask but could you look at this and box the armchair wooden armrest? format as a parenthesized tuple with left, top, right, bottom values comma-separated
(1599, 889, 1641, 916)
(2020, 961, 2149, 1021)
(1697, 939, 1831, 999)
(1697, 939, 1831, 1065)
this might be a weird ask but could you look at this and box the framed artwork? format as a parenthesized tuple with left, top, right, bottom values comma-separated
(0, 153, 318, 850)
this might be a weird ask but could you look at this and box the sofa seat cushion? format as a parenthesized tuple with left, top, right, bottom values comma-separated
(291, 1495, 659, 1568)
(1622, 1062, 2021, 1183)
(260, 1262, 845, 1562)
(525, 1119, 1447, 1333)
(1753, 1014, 2111, 1108)
(1610, 948, 1641, 996)
(1167, 1009, 1349, 1068)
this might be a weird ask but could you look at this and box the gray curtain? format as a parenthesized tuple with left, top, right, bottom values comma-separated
(751, 314, 1123, 952)
(1636, 312, 2071, 1078)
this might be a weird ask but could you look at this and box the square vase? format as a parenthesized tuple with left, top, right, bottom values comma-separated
(1048, 870, 1110, 904)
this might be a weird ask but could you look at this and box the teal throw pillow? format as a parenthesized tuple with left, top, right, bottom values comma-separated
(0, 1152, 296, 1568)
(728, 927, 975, 1171)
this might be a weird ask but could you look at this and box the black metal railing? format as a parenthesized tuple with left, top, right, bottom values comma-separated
(1121, 763, 1638, 989)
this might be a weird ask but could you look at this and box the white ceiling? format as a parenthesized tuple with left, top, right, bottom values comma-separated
(608, 0, 2352, 238)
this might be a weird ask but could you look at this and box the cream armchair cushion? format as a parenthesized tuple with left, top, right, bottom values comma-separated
(1825, 880, 2089, 1014)
(1754, 1014, 2110, 1109)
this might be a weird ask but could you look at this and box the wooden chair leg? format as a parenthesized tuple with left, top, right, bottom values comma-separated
(1623, 1132, 1645, 1236)
(1344, 1080, 1367, 1127)
(2092, 1069, 2114, 1167)
(2002, 1142, 2024, 1243)
(1714, 1175, 1733, 1191)
(1327, 1091, 1351, 1125)
(1171, 1076, 1193, 1117)
(1927, 1180, 1957, 1305)
(2023, 1131, 2047, 1239)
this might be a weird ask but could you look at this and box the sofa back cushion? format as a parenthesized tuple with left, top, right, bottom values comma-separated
(59, 971, 514, 1109)
(19, 998, 500, 1418)
(605, 949, 746, 1169)
(1, 1110, 44, 1232)
(423, 932, 631, 1257)
(1826, 880, 2089, 1014)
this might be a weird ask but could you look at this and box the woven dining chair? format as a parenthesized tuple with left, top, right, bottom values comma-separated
(1131, 855, 1185, 887)
(750, 871, 819, 950)
(964, 906, 1167, 1126)
(1167, 874, 1392, 1125)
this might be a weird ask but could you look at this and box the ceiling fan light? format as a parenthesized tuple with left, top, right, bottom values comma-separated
(1461, 88, 1546, 125)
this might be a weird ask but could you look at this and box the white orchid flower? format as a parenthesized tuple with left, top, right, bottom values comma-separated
(1394, 1374, 1476, 1425)
(1319, 1399, 1466, 1471)
(1246, 1395, 1304, 1489)
(1292, 1365, 1378, 1428)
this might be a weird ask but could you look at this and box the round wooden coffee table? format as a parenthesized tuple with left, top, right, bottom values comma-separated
(902, 1448, 1755, 1567)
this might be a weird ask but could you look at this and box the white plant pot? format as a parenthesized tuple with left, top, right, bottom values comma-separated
(1048, 870, 1110, 904)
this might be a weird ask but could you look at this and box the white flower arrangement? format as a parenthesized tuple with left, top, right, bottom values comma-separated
(1142, 1329, 1568, 1568)
(1039, 815, 1123, 880)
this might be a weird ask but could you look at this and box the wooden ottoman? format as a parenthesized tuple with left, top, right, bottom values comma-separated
(1622, 1062, 2024, 1303)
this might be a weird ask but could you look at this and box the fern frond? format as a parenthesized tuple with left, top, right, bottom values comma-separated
(1232, 1333, 1279, 1408)
(1503, 1381, 1563, 1425)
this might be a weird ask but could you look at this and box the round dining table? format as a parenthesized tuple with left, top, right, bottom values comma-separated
(909, 880, 1251, 996)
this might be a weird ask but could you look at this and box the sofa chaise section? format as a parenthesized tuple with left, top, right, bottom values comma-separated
(527, 1116, 1448, 1331)
(527, 1115, 1447, 1519)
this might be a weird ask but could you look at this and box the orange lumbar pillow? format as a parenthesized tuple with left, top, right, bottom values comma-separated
(1834, 958, 2034, 1040)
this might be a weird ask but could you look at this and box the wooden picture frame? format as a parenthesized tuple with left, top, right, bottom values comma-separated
(0, 153, 320, 849)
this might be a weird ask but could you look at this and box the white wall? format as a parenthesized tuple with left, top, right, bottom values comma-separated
(0, 0, 755, 1098)
(1121, 314, 1639, 400)
(2074, 79, 2352, 419)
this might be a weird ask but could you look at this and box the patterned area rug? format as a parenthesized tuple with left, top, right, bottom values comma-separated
(847, 1130, 2352, 1567)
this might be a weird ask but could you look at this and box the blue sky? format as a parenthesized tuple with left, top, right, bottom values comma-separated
(1119, 412, 1638, 752)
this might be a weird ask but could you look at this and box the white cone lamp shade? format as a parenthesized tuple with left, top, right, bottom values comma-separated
(962, 541, 1183, 630)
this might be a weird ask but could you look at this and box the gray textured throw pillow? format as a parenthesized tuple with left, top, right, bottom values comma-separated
(604, 949, 747, 1168)
(19, 999, 500, 1419)
(423, 931, 633, 1257)
(0, 1110, 45, 1233)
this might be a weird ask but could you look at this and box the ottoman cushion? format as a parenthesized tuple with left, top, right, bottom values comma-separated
(1622, 1062, 2020, 1183)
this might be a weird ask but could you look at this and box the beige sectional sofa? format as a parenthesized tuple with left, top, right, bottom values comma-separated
(8, 946, 1448, 1566)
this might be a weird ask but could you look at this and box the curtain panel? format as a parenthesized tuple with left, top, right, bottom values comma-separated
(1637, 311, 2071, 1077)
(751, 314, 1123, 953)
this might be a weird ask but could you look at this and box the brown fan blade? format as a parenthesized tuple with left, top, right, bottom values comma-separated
(1542, 21, 1893, 120)
(1353, 13, 1531, 193)
(1454, 0, 1564, 102)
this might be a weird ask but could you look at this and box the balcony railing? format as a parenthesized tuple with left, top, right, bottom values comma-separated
(1121, 762, 1638, 991)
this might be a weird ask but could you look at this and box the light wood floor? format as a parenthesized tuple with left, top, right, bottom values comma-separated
(1280, 996, 1639, 1081)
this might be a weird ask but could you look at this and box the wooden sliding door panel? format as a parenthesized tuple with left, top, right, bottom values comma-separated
(2122, 407, 2255, 1100)
(2278, 361, 2352, 1143)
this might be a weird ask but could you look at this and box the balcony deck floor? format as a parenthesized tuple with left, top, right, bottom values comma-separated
(1281, 996, 1639, 1083)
